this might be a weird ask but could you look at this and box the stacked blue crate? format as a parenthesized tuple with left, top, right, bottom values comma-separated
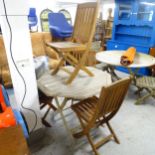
(107, 0, 155, 75)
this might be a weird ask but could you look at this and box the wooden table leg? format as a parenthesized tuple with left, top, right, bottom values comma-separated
(54, 97, 75, 144)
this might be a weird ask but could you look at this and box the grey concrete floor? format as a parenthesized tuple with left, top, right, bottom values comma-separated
(29, 86, 155, 155)
(8, 72, 155, 155)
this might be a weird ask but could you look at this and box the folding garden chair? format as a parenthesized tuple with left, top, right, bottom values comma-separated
(47, 2, 99, 84)
(71, 77, 131, 155)
(135, 64, 155, 104)
(39, 90, 57, 127)
(136, 76, 155, 104)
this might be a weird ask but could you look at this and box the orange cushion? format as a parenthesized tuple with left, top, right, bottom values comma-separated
(120, 47, 136, 66)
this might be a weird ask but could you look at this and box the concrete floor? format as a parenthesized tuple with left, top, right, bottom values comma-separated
(8, 72, 155, 155)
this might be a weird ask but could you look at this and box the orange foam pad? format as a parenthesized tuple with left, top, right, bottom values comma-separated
(122, 47, 136, 63)
(0, 86, 16, 128)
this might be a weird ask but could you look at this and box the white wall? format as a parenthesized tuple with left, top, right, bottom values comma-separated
(28, 0, 116, 31)
(102, 2, 115, 20)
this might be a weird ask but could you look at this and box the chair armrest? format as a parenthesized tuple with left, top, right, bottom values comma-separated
(45, 46, 59, 60)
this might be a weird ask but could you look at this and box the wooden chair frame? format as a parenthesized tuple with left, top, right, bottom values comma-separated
(71, 77, 131, 155)
(47, 1, 99, 84)
(135, 76, 155, 105)
(39, 90, 57, 127)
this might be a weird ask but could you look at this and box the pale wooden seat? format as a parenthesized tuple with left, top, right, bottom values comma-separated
(47, 2, 99, 84)
(71, 77, 131, 155)
(47, 42, 87, 52)
(136, 76, 155, 89)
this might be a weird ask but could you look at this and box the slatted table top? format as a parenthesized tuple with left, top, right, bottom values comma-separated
(37, 66, 111, 100)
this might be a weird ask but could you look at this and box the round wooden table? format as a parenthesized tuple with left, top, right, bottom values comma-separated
(37, 66, 111, 143)
(96, 50, 155, 105)
(96, 50, 155, 79)
(96, 50, 155, 69)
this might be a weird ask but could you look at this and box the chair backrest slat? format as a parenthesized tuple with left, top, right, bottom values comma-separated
(87, 78, 131, 129)
(97, 78, 131, 118)
(85, 78, 131, 131)
(73, 2, 99, 46)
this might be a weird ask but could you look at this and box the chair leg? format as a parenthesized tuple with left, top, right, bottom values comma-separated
(86, 133, 99, 155)
(66, 67, 80, 84)
(52, 58, 64, 75)
(106, 121, 120, 144)
(40, 103, 47, 109)
(42, 119, 51, 127)
(39, 93, 56, 127)
(39, 97, 57, 112)
(42, 107, 52, 127)
(134, 87, 143, 97)
(81, 66, 94, 76)
(135, 93, 152, 105)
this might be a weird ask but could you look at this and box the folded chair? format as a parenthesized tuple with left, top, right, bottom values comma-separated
(135, 65, 155, 104)
(135, 76, 155, 104)
(71, 77, 131, 155)
(39, 90, 57, 127)
(47, 2, 99, 84)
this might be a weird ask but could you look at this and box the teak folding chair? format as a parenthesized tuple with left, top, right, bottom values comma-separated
(135, 76, 155, 104)
(71, 77, 131, 155)
(135, 65, 155, 105)
(47, 2, 99, 84)
(39, 90, 57, 127)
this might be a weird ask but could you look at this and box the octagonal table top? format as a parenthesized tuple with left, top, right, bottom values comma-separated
(37, 66, 111, 100)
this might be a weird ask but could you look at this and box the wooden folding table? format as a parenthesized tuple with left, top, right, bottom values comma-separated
(37, 66, 111, 141)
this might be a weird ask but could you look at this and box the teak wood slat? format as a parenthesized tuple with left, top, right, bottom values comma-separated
(47, 1, 99, 84)
(71, 77, 131, 155)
